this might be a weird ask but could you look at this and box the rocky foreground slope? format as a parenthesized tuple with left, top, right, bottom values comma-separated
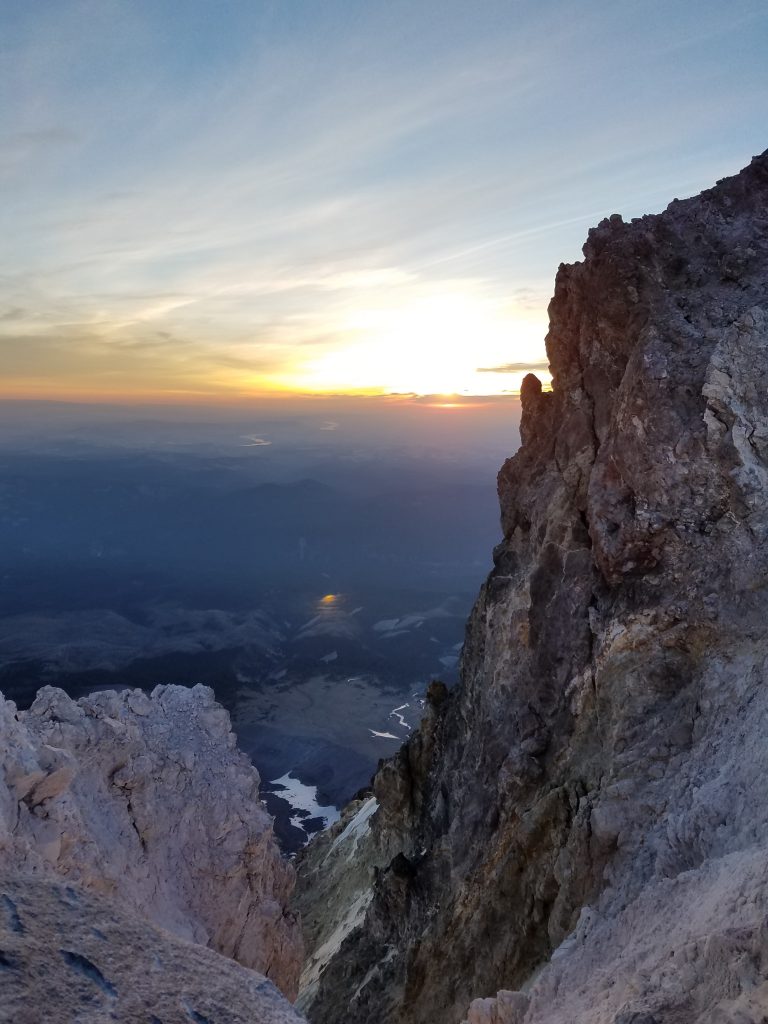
(0, 874, 305, 1024)
(296, 150, 768, 1024)
(0, 683, 305, 1020)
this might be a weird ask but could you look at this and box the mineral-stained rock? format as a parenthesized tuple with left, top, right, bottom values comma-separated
(297, 150, 768, 1024)
(0, 873, 306, 1024)
(0, 683, 302, 998)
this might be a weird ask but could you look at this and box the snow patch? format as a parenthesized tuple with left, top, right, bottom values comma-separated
(299, 888, 373, 1004)
(269, 772, 340, 837)
(373, 618, 400, 632)
(328, 797, 378, 860)
(389, 703, 411, 730)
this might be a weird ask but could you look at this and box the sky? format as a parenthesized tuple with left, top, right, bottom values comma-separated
(1, 0, 766, 404)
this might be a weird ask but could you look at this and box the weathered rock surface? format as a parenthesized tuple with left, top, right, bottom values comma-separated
(0, 683, 302, 998)
(297, 150, 768, 1024)
(294, 794, 383, 1013)
(0, 874, 306, 1024)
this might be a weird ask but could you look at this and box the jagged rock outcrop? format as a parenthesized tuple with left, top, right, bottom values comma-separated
(0, 683, 302, 999)
(0, 874, 306, 1024)
(297, 150, 768, 1024)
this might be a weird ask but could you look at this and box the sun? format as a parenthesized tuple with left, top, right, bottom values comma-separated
(283, 291, 547, 397)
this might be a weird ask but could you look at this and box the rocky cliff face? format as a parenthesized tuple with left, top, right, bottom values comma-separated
(297, 150, 768, 1024)
(0, 683, 302, 999)
(0, 874, 306, 1024)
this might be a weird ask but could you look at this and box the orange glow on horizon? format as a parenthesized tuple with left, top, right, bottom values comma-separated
(0, 380, 543, 407)
(0, 294, 551, 406)
(0, 287, 550, 404)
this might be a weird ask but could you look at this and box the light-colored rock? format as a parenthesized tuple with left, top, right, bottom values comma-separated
(294, 796, 384, 1013)
(466, 990, 528, 1024)
(0, 873, 306, 1024)
(0, 683, 302, 998)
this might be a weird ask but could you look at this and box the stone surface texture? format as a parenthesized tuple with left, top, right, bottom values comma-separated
(297, 150, 768, 1024)
(0, 874, 306, 1024)
(0, 683, 302, 999)
(294, 794, 384, 1013)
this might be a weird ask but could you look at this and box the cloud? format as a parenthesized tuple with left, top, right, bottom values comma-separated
(0, 307, 26, 322)
(476, 361, 550, 374)
(0, 0, 763, 400)
(388, 393, 520, 407)
(3, 128, 80, 147)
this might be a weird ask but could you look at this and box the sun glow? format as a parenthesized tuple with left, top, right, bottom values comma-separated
(283, 292, 548, 397)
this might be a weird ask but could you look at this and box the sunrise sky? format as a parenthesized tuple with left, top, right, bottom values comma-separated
(1, 0, 766, 403)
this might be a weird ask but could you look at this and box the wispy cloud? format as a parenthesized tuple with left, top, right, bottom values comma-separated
(0, 307, 26, 322)
(477, 361, 550, 374)
(0, 0, 764, 399)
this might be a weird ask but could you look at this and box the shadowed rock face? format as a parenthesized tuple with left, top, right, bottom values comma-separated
(0, 684, 302, 999)
(297, 151, 768, 1024)
(0, 875, 306, 1024)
